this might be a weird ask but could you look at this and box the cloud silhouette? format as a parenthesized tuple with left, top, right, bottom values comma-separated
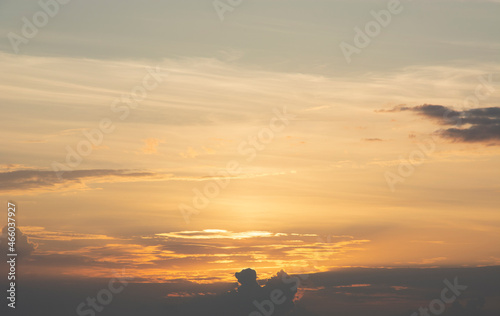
(382, 104, 500, 143)
(2, 266, 499, 316)
(0, 226, 37, 259)
(175, 268, 298, 316)
(445, 298, 486, 316)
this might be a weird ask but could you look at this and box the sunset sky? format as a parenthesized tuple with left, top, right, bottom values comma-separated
(1, 0, 499, 315)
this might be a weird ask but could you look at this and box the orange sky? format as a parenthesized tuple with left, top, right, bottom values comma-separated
(1, 45, 499, 285)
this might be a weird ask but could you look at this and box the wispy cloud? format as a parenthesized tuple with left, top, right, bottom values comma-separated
(0, 168, 292, 195)
(21, 226, 118, 241)
(0, 168, 165, 194)
(156, 229, 277, 240)
(140, 138, 164, 154)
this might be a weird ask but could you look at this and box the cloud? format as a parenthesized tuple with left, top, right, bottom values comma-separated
(166, 292, 216, 298)
(0, 168, 292, 195)
(156, 229, 278, 240)
(179, 147, 200, 158)
(441, 124, 500, 143)
(0, 164, 37, 171)
(140, 138, 163, 154)
(21, 226, 117, 241)
(382, 104, 500, 143)
(15, 226, 369, 283)
(291, 266, 500, 316)
(173, 268, 298, 316)
(6, 266, 499, 316)
(0, 226, 37, 259)
(0, 168, 166, 194)
(408, 256, 448, 265)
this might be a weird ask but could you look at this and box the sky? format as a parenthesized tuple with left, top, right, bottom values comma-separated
(0, 0, 499, 315)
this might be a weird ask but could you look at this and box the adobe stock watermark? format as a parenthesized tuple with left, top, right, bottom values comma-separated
(410, 277, 467, 316)
(179, 106, 296, 224)
(385, 73, 496, 192)
(76, 269, 134, 316)
(249, 277, 295, 316)
(213, 0, 243, 21)
(339, 0, 411, 64)
(51, 66, 164, 179)
(8, 0, 72, 54)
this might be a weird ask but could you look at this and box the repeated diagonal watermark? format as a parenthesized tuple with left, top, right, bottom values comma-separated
(410, 278, 467, 316)
(248, 234, 339, 316)
(385, 73, 497, 192)
(76, 269, 134, 316)
(8, 0, 72, 54)
(50, 66, 164, 179)
(340, 0, 412, 64)
(213, 0, 244, 22)
(179, 106, 296, 224)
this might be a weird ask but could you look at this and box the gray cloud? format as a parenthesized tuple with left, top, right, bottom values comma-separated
(0, 168, 292, 195)
(3, 266, 499, 316)
(0, 169, 162, 193)
(383, 104, 500, 143)
(440, 124, 500, 142)
(0, 226, 37, 259)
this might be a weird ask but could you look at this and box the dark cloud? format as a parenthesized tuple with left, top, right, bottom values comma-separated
(446, 298, 487, 316)
(363, 138, 384, 142)
(176, 268, 298, 316)
(0, 169, 162, 193)
(291, 266, 500, 316)
(0, 226, 37, 259)
(0, 168, 287, 195)
(28, 253, 97, 267)
(382, 104, 500, 143)
(440, 124, 500, 142)
(235, 268, 258, 288)
(2, 266, 500, 316)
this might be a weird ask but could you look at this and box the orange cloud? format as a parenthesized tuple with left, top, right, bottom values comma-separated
(141, 138, 163, 154)
(19, 227, 370, 283)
